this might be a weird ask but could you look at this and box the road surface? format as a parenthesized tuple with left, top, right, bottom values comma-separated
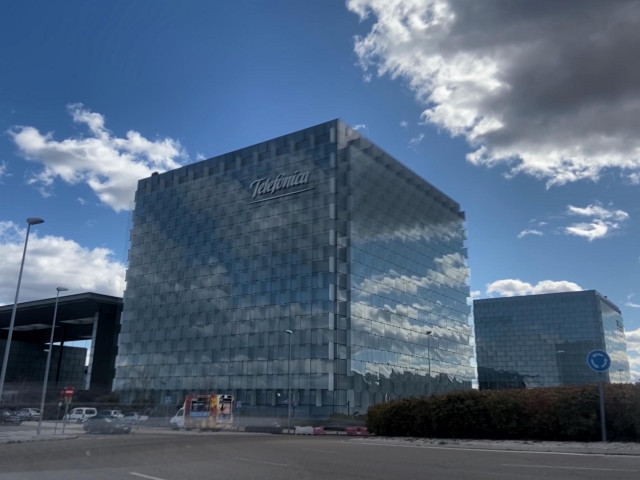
(0, 431, 638, 480)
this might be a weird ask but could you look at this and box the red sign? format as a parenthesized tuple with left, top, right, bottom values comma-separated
(63, 386, 75, 398)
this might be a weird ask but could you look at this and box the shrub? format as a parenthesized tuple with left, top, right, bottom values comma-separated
(366, 398, 415, 436)
(606, 384, 640, 441)
(366, 383, 640, 442)
(430, 390, 491, 439)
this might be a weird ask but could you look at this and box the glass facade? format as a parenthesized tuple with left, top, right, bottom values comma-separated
(0, 340, 86, 386)
(114, 120, 474, 418)
(474, 291, 631, 389)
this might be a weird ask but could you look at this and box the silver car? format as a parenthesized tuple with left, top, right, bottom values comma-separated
(16, 408, 40, 421)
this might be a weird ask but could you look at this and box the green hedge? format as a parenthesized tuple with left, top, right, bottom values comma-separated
(366, 384, 640, 442)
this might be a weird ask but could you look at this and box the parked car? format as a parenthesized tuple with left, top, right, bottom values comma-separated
(16, 408, 40, 421)
(122, 412, 148, 423)
(0, 409, 22, 425)
(83, 413, 131, 434)
(63, 407, 97, 423)
(98, 409, 123, 418)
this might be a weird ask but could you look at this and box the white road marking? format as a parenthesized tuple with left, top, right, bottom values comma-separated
(503, 464, 640, 472)
(130, 472, 169, 480)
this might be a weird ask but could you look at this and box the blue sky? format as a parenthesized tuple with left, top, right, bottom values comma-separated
(1, 0, 639, 380)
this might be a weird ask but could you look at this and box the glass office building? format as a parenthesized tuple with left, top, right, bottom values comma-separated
(474, 291, 630, 389)
(114, 120, 475, 417)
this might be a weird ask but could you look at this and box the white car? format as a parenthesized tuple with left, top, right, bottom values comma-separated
(98, 409, 123, 418)
(64, 407, 97, 423)
(122, 412, 149, 423)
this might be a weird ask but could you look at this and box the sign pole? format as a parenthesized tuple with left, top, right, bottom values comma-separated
(54, 401, 61, 435)
(598, 372, 607, 442)
(61, 385, 74, 434)
(62, 402, 69, 434)
(587, 349, 610, 443)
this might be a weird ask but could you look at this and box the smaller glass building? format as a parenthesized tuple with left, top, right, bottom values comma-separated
(474, 290, 630, 389)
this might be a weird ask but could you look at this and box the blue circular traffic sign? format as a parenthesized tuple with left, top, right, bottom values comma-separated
(587, 349, 611, 372)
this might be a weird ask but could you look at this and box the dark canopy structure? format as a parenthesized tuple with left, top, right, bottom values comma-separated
(0, 292, 122, 393)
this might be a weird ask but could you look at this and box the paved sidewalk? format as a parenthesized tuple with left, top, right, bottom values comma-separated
(0, 421, 80, 444)
(351, 436, 640, 456)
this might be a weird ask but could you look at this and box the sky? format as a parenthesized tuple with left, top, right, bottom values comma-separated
(1, 0, 639, 381)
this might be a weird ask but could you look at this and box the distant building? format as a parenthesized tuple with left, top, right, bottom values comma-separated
(114, 120, 475, 417)
(474, 290, 630, 389)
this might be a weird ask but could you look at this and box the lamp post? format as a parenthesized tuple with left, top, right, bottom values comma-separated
(0, 217, 44, 403)
(426, 330, 433, 396)
(285, 329, 292, 434)
(556, 350, 565, 386)
(37, 287, 68, 435)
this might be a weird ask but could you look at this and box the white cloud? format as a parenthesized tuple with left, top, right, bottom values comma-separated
(564, 203, 629, 241)
(0, 161, 7, 179)
(519, 204, 628, 242)
(564, 221, 610, 241)
(486, 279, 582, 297)
(77, 197, 86, 206)
(408, 133, 424, 148)
(353, 124, 368, 131)
(8, 104, 185, 212)
(400, 120, 409, 128)
(625, 294, 640, 309)
(409, 133, 424, 148)
(0, 221, 125, 304)
(567, 204, 629, 222)
(627, 327, 640, 344)
(348, 0, 640, 186)
(517, 229, 543, 239)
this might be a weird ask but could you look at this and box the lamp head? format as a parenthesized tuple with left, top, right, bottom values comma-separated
(56, 287, 69, 292)
(26, 217, 45, 225)
(285, 329, 293, 334)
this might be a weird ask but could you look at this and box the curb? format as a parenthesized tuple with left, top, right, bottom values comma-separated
(349, 437, 640, 456)
(3, 434, 79, 445)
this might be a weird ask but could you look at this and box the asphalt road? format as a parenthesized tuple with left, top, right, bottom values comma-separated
(0, 432, 639, 480)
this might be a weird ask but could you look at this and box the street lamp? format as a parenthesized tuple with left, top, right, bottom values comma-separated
(426, 330, 433, 396)
(0, 217, 44, 403)
(285, 329, 293, 434)
(37, 287, 68, 435)
(557, 350, 565, 386)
